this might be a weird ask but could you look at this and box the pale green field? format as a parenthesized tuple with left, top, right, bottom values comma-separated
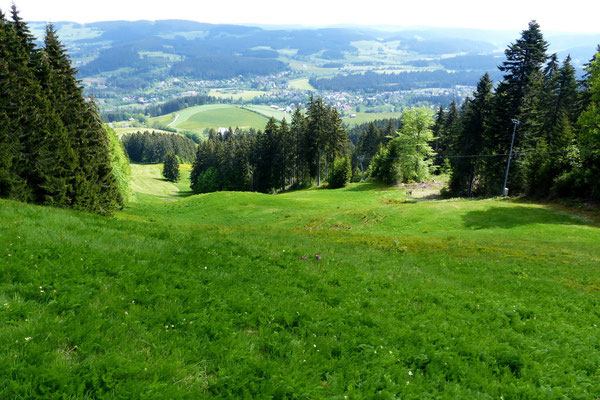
(343, 111, 403, 126)
(113, 127, 175, 137)
(150, 113, 177, 127)
(208, 89, 268, 101)
(167, 104, 271, 131)
(288, 78, 316, 91)
(129, 164, 180, 197)
(242, 105, 293, 122)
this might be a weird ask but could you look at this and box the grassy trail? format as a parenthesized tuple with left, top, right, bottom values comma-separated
(129, 164, 192, 199)
(1, 173, 599, 398)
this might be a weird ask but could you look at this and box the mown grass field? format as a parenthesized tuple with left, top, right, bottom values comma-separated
(149, 104, 273, 132)
(343, 111, 403, 126)
(288, 78, 317, 91)
(1, 168, 599, 398)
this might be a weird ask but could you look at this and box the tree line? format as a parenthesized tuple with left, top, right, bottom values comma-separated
(436, 22, 600, 200)
(346, 22, 600, 201)
(190, 97, 350, 194)
(121, 131, 197, 164)
(310, 70, 501, 93)
(101, 94, 229, 123)
(0, 6, 126, 213)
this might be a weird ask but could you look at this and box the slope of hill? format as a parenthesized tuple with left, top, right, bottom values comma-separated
(1, 172, 599, 398)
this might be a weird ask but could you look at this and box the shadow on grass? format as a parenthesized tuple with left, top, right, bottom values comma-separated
(462, 205, 595, 229)
(174, 190, 195, 198)
(345, 182, 389, 192)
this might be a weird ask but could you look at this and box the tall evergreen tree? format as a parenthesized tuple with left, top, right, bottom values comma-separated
(305, 96, 328, 185)
(485, 21, 549, 195)
(162, 152, 180, 182)
(431, 105, 445, 156)
(290, 107, 307, 185)
(449, 73, 493, 197)
(438, 100, 460, 162)
(356, 122, 382, 169)
(43, 23, 122, 212)
(0, 8, 123, 213)
(576, 51, 600, 199)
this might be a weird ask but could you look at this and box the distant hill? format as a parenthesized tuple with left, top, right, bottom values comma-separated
(24, 20, 599, 111)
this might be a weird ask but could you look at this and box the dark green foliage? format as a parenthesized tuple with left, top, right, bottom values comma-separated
(448, 74, 493, 197)
(483, 21, 549, 195)
(162, 152, 180, 182)
(190, 97, 350, 194)
(575, 52, 600, 200)
(310, 70, 500, 92)
(327, 156, 351, 188)
(121, 131, 197, 163)
(355, 122, 384, 170)
(369, 144, 401, 184)
(171, 55, 286, 80)
(434, 100, 459, 172)
(0, 9, 123, 213)
(304, 96, 348, 185)
(441, 22, 599, 201)
(190, 133, 253, 193)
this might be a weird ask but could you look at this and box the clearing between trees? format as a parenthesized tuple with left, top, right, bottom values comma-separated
(1, 168, 599, 398)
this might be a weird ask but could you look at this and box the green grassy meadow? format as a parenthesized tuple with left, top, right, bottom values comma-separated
(343, 112, 403, 126)
(288, 78, 317, 91)
(1, 166, 600, 398)
(149, 104, 272, 132)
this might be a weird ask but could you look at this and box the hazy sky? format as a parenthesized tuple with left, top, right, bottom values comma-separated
(1, 0, 599, 33)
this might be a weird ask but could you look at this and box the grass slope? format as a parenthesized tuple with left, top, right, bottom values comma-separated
(343, 111, 402, 126)
(1, 180, 599, 398)
(129, 164, 192, 199)
(150, 104, 272, 132)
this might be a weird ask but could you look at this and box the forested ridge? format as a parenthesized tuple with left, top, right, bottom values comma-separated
(0, 6, 125, 213)
(310, 70, 503, 93)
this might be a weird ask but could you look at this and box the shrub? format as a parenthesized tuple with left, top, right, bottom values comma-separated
(327, 157, 352, 188)
(193, 167, 220, 193)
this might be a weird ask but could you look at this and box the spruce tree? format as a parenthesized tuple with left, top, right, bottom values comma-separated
(576, 51, 600, 199)
(356, 122, 382, 169)
(431, 105, 445, 157)
(162, 152, 180, 182)
(485, 21, 549, 195)
(305, 96, 328, 185)
(449, 74, 493, 197)
(43, 24, 122, 212)
(290, 106, 307, 185)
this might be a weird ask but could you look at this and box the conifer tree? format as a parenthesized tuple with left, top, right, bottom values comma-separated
(0, 8, 123, 213)
(448, 74, 493, 197)
(437, 100, 459, 167)
(162, 152, 180, 182)
(290, 107, 307, 185)
(356, 122, 382, 169)
(485, 21, 549, 195)
(576, 51, 600, 199)
(305, 96, 328, 185)
(431, 105, 445, 156)
(43, 24, 122, 212)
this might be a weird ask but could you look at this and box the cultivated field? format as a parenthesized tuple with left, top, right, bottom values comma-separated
(1, 167, 599, 398)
